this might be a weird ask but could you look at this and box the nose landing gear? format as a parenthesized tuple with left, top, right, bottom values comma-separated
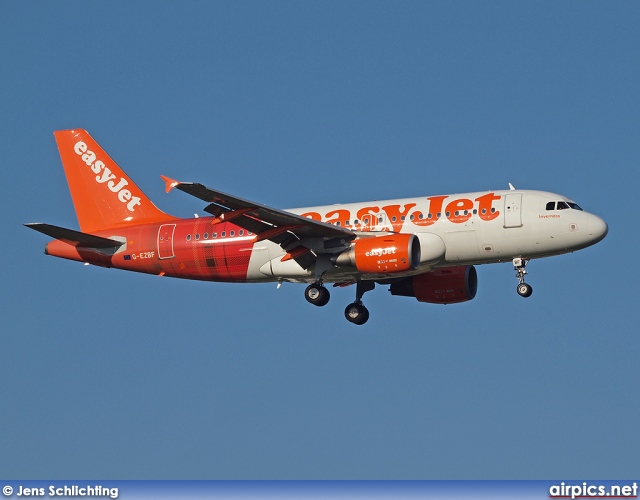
(517, 282, 533, 297)
(514, 258, 533, 297)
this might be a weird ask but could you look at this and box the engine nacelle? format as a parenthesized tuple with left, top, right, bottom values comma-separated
(334, 234, 420, 274)
(389, 265, 478, 304)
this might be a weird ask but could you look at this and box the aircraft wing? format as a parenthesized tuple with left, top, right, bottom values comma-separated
(161, 176, 355, 269)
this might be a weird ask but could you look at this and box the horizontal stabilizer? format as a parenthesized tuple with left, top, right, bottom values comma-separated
(24, 223, 124, 249)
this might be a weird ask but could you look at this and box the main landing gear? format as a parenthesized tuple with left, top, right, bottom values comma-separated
(304, 280, 374, 325)
(344, 302, 369, 325)
(304, 282, 330, 307)
(514, 258, 533, 298)
(344, 281, 375, 326)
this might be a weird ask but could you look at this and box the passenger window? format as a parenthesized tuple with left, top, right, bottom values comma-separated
(213, 232, 217, 238)
(221, 231, 226, 237)
(354, 219, 359, 226)
(557, 201, 569, 210)
(239, 230, 244, 236)
(195, 234, 200, 240)
(546, 202, 555, 210)
(186, 234, 191, 241)
(204, 233, 209, 239)
(392, 216, 397, 222)
(401, 216, 405, 221)
(230, 230, 235, 237)
(336, 221, 341, 227)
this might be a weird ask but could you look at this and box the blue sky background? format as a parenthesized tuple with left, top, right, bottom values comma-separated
(1, 1, 638, 479)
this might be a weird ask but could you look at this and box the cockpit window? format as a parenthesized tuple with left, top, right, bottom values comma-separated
(547, 200, 583, 211)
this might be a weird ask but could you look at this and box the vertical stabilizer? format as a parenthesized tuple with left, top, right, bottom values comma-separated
(54, 129, 175, 232)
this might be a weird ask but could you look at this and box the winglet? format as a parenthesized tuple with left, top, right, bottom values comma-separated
(160, 175, 180, 193)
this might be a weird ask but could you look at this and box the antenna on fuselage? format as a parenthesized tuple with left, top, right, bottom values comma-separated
(508, 183, 516, 190)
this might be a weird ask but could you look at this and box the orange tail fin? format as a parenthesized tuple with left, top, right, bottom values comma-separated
(54, 129, 175, 232)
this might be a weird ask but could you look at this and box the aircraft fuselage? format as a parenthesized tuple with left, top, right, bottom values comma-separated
(46, 189, 607, 284)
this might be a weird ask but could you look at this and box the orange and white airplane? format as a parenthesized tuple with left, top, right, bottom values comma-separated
(26, 130, 608, 325)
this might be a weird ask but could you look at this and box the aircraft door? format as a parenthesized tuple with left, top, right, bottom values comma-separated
(158, 224, 176, 259)
(504, 194, 523, 228)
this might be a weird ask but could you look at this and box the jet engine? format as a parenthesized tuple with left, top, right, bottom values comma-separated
(333, 234, 420, 274)
(389, 265, 478, 304)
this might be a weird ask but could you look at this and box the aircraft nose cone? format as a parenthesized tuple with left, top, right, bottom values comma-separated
(588, 215, 608, 243)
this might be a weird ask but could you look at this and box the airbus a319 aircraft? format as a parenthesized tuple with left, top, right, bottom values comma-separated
(26, 130, 608, 325)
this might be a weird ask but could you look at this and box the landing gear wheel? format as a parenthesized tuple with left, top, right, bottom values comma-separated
(305, 283, 330, 306)
(513, 258, 533, 298)
(344, 302, 369, 325)
(517, 283, 533, 298)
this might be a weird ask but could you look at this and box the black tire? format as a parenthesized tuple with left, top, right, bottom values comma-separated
(517, 283, 533, 298)
(344, 303, 369, 325)
(305, 284, 330, 306)
(360, 307, 370, 325)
